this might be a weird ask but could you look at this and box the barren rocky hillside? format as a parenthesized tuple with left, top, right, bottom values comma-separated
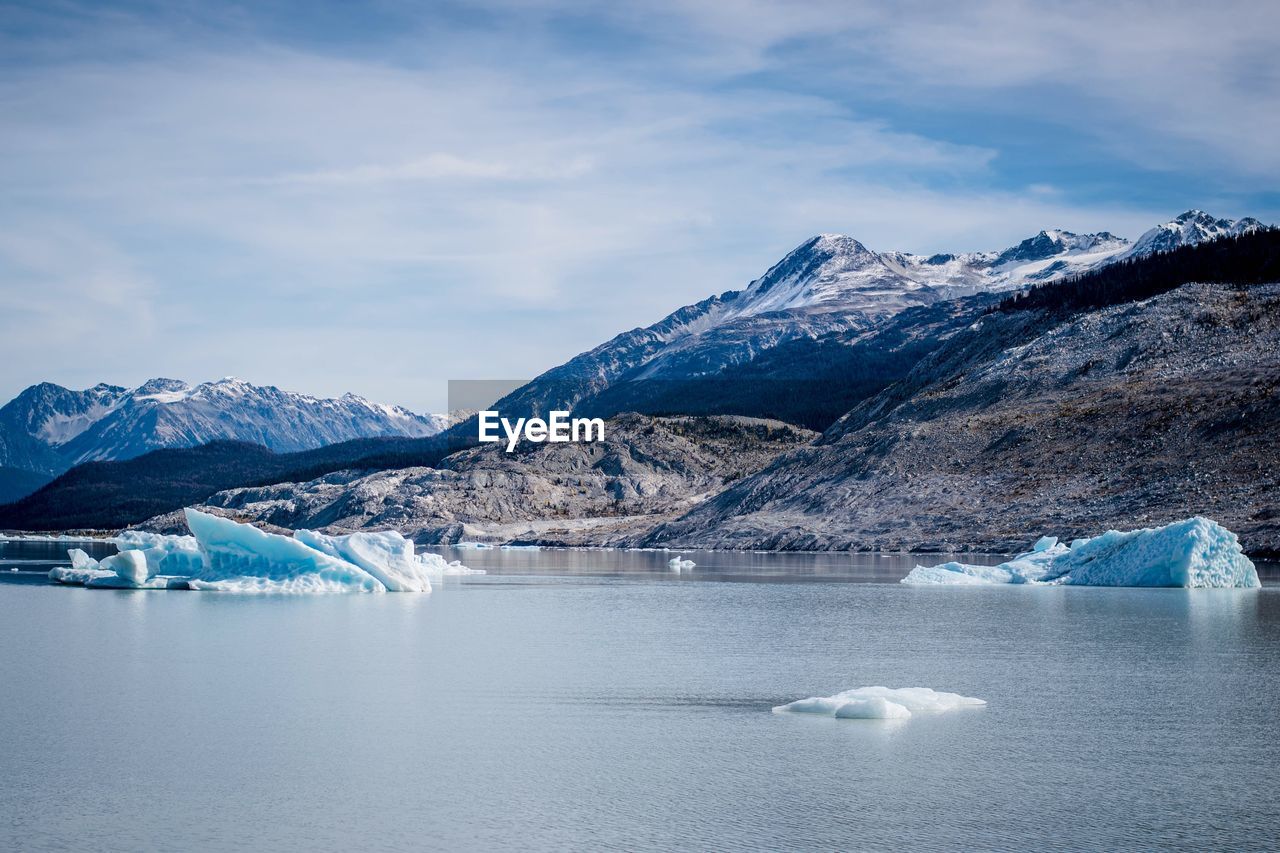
(142, 414, 814, 544)
(641, 281, 1280, 554)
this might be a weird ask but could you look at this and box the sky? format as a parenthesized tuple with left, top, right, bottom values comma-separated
(1, 0, 1278, 412)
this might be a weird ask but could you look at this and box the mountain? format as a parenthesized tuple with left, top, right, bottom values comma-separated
(639, 229, 1280, 555)
(5, 214, 1274, 539)
(0, 432, 463, 531)
(1124, 209, 1264, 258)
(81, 227, 1279, 557)
(0, 382, 128, 475)
(149, 415, 816, 544)
(484, 211, 1268, 425)
(0, 467, 52, 505)
(0, 377, 448, 501)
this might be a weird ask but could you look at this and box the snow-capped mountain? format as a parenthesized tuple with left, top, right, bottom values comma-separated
(489, 210, 1270, 419)
(712, 210, 1266, 320)
(1123, 209, 1264, 258)
(0, 377, 448, 481)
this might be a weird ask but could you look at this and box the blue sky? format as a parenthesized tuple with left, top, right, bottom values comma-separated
(1, 0, 1277, 411)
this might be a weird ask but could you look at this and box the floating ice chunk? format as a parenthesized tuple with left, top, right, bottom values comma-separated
(1055, 517, 1258, 588)
(902, 517, 1259, 588)
(1032, 536, 1058, 552)
(51, 548, 176, 589)
(294, 529, 432, 592)
(900, 561, 1018, 585)
(49, 549, 118, 586)
(49, 510, 477, 593)
(500, 544, 541, 551)
(774, 686, 985, 720)
(184, 510, 384, 593)
(669, 556, 696, 570)
(100, 550, 149, 586)
(904, 544, 1064, 585)
(834, 697, 912, 720)
(115, 530, 205, 577)
(453, 542, 493, 550)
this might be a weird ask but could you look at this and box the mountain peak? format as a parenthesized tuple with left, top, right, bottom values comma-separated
(1127, 210, 1269, 258)
(728, 233, 933, 319)
(795, 234, 874, 259)
(134, 377, 190, 394)
(1174, 209, 1213, 224)
(994, 229, 1128, 267)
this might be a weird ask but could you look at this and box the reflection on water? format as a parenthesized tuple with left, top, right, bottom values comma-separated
(425, 545, 1013, 583)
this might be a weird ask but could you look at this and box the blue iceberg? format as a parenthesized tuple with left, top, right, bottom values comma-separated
(49, 509, 482, 593)
(903, 517, 1260, 588)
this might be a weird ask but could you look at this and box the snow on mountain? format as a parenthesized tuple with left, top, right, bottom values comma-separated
(724, 210, 1266, 318)
(488, 209, 1270, 421)
(0, 377, 449, 480)
(1123, 209, 1265, 258)
(725, 228, 1133, 317)
(727, 234, 942, 319)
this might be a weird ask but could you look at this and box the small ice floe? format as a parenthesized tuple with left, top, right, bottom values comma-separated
(453, 541, 494, 550)
(902, 517, 1259, 589)
(668, 555, 696, 571)
(49, 509, 483, 593)
(774, 686, 985, 721)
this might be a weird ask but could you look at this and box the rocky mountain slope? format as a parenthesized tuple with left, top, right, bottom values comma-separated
(0, 378, 447, 498)
(148, 415, 814, 545)
(640, 277, 1280, 555)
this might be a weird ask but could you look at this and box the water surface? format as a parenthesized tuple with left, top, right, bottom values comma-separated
(2, 541, 1277, 851)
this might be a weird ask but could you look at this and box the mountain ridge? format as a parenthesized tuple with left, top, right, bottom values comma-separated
(0, 377, 449, 503)
(483, 210, 1269, 423)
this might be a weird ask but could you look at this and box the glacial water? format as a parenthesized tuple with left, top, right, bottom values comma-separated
(2, 541, 1279, 851)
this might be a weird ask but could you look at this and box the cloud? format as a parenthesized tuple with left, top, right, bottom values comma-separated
(0, 1, 1273, 410)
(646, 0, 1280, 177)
(269, 153, 596, 186)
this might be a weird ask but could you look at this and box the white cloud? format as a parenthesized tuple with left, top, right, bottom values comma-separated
(0, 1, 1272, 410)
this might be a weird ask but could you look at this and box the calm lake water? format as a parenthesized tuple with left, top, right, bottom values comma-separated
(3, 540, 1279, 851)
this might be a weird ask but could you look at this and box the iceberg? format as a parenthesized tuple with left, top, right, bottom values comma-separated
(293, 529, 440, 592)
(49, 509, 482, 593)
(115, 530, 205, 577)
(774, 686, 985, 721)
(903, 517, 1259, 588)
(49, 549, 122, 586)
(668, 556, 696, 570)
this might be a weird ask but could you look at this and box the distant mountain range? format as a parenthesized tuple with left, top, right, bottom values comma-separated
(0, 377, 447, 502)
